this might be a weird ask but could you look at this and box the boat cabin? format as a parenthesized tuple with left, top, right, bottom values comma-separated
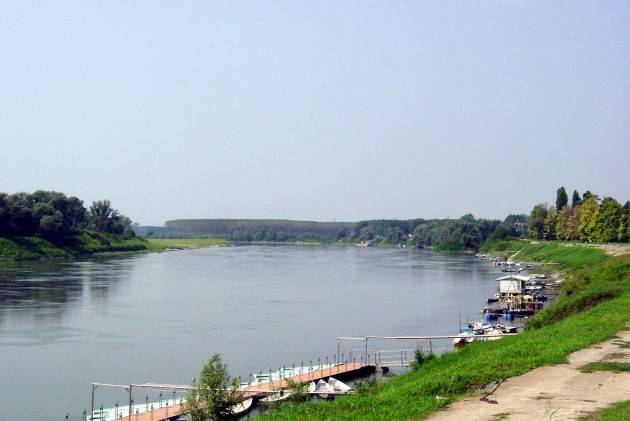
(495, 274, 528, 295)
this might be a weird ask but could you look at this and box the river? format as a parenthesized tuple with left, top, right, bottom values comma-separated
(0, 245, 504, 420)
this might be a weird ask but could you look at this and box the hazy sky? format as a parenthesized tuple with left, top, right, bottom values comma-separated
(1, 1, 629, 225)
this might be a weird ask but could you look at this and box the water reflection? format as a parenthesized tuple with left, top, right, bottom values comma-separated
(0, 256, 136, 338)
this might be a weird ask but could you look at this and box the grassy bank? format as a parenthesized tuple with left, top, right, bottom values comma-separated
(146, 237, 228, 250)
(0, 231, 148, 260)
(581, 400, 630, 420)
(260, 241, 630, 420)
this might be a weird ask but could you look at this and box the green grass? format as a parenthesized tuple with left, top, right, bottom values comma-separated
(146, 237, 228, 250)
(480, 239, 608, 268)
(0, 232, 149, 260)
(580, 362, 630, 374)
(260, 241, 630, 420)
(580, 400, 630, 421)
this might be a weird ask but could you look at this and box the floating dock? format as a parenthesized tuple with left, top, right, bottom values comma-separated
(91, 361, 375, 421)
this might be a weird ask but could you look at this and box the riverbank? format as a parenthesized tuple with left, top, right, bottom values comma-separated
(0, 232, 148, 261)
(0, 234, 235, 261)
(428, 329, 630, 420)
(260, 240, 630, 420)
(145, 237, 228, 250)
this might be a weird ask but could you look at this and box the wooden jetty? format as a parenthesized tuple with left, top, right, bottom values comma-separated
(96, 361, 374, 421)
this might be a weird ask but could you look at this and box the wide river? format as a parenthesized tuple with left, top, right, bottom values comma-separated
(0, 245, 504, 420)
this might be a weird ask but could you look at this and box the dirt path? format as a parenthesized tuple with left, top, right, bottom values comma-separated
(427, 331, 630, 421)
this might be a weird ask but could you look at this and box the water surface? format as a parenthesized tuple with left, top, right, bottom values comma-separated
(0, 245, 504, 420)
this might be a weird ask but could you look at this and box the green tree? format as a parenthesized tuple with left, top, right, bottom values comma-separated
(592, 197, 621, 242)
(529, 204, 548, 239)
(185, 353, 239, 421)
(582, 190, 598, 201)
(543, 206, 557, 240)
(577, 197, 599, 242)
(89, 200, 114, 232)
(618, 212, 629, 242)
(571, 190, 581, 208)
(620, 201, 630, 243)
(555, 206, 571, 241)
(39, 211, 66, 238)
(556, 187, 568, 210)
(567, 204, 581, 240)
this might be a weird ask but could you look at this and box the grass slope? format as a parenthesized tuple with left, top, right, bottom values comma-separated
(146, 237, 228, 250)
(581, 400, 630, 421)
(260, 241, 630, 420)
(0, 231, 148, 260)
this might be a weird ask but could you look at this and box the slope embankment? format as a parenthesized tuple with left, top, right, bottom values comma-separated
(0, 231, 148, 260)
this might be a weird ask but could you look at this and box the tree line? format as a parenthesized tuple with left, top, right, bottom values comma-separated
(146, 219, 355, 242)
(0, 191, 134, 240)
(529, 187, 630, 242)
(355, 216, 500, 251)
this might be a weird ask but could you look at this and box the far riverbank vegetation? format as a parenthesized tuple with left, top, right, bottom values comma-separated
(2, 187, 628, 260)
(0, 190, 144, 260)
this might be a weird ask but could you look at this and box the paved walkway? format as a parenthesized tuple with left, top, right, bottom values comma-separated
(428, 330, 630, 421)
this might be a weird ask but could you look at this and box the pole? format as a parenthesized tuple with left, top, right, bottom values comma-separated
(91, 384, 96, 420)
(128, 385, 133, 420)
(337, 339, 340, 365)
(364, 338, 368, 365)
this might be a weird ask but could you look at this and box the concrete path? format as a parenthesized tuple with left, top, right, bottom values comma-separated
(427, 330, 630, 421)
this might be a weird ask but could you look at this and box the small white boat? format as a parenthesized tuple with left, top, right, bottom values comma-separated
(260, 390, 293, 404)
(307, 381, 317, 393)
(453, 331, 476, 348)
(312, 379, 335, 399)
(227, 398, 254, 417)
(327, 377, 352, 393)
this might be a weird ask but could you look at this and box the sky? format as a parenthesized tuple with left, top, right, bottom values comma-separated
(1, 1, 629, 225)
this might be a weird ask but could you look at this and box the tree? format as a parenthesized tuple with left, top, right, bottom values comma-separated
(582, 190, 598, 201)
(577, 197, 599, 242)
(185, 353, 239, 421)
(0, 193, 8, 235)
(618, 211, 629, 242)
(567, 205, 581, 240)
(529, 204, 548, 239)
(556, 206, 571, 241)
(571, 190, 581, 208)
(89, 200, 114, 231)
(620, 201, 630, 242)
(592, 197, 621, 242)
(556, 187, 568, 210)
(543, 206, 557, 240)
(39, 211, 66, 238)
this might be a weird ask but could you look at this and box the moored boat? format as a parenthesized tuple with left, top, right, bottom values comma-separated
(311, 379, 335, 399)
(260, 390, 292, 405)
(227, 398, 254, 417)
(327, 377, 352, 393)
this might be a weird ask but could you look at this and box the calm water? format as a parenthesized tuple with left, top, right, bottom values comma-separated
(0, 245, 504, 420)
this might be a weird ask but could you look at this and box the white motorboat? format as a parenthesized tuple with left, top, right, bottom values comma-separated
(260, 390, 293, 405)
(312, 379, 335, 399)
(227, 398, 254, 417)
(327, 377, 352, 393)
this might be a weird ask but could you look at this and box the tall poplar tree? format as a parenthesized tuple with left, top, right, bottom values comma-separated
(571, 190, 581, 208)
(529, 204, 548, 240)
(578, 197, 599, 242)
(543, 206, 557, 240)
(556, 206, 571, 241)
(556, 187, 568, 210)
